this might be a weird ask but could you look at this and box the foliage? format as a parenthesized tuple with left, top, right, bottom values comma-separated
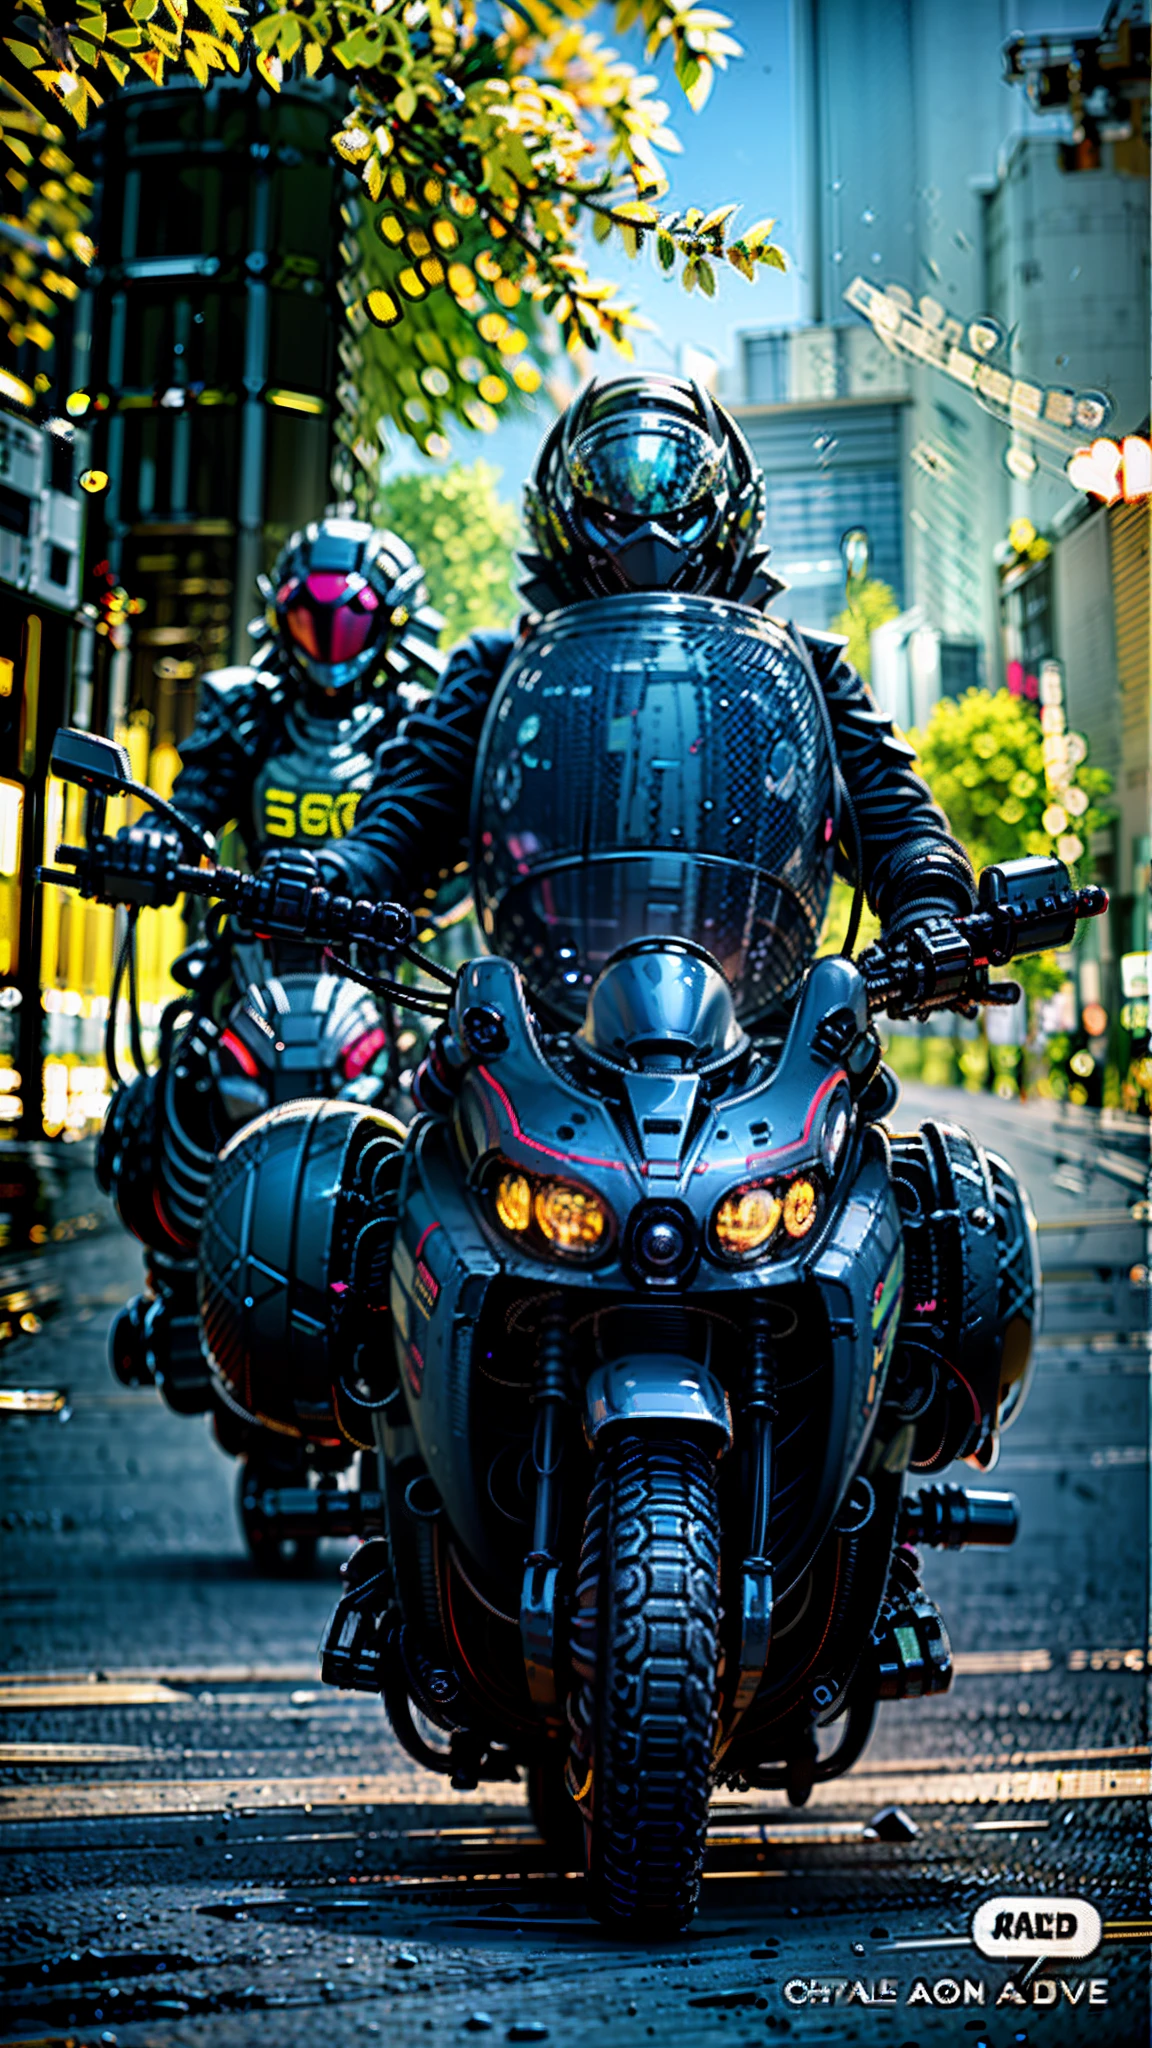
(908, 687, 1110, 876)
(1, 0, 788, 456)
(0, 93, 94, 369)
(909, 686, 1112, 1006)
(375, 460, 520, 647)
(830, 576, 899, 687)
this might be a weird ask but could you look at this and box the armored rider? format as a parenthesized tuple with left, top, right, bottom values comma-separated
(104, 514, 444, 1432)
(258, 379, 977, 989)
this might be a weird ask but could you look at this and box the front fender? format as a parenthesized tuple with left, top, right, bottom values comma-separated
(583, 1355, 733, 1451)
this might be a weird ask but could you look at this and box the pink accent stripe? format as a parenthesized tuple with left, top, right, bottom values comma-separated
(414, 1221, 441, 1263)
(478, 1065, 627, 1173)
(743, 1067, 847, 1170)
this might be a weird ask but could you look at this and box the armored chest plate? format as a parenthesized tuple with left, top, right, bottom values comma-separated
(250, 698, 390, 858)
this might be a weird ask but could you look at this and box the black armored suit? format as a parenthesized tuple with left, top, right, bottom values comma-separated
(319, 619, 975, 944)
(313, 378, 975, 947)
(170, 605, 444, 862)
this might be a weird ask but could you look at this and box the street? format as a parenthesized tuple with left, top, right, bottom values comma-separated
(1, 1083, 1149, 2048)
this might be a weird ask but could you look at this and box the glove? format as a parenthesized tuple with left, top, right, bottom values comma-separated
(97, 823, 187, 908)
(875, 912, 975, 1018)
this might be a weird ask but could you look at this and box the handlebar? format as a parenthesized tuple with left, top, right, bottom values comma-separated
(858, 864, 1108, 1019)
(42, 840, 420, 955)
(40, 822, 1108, 1026)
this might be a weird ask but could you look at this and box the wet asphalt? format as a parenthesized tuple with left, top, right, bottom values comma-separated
(1, 1082, 1149, 2048)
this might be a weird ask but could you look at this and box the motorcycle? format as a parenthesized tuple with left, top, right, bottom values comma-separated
(42, 598, 1106, 1933)
(58, 758, 401, 1571)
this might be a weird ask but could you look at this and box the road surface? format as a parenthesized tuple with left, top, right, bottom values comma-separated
(1, 1084, 1149, 2046)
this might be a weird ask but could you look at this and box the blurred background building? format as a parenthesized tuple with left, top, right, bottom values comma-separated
(1, 72, 347, 1153)
(723, 0, 1149, 1079)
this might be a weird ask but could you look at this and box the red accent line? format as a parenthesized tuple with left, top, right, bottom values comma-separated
(152, 1186, 192, 1252)
(741, 1067, 847, 1171)
(221, 1028, 260, 1078)
(413, 1221, 441, 1264)
(478, 1065, 627, 1172)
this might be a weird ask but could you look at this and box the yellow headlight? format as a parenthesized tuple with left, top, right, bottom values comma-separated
(714, 1184, 782, 1259)
(782, 1177, 818, 1238)
(495, 1169, 532, 1233)
(534, 1178, 607, 1254)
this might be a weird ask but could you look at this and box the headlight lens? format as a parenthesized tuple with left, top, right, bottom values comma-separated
(495, 1169, 532, 1233)
(489, 1162, 610, 1260)
(782, 1176, 819, 1238)
(534, 1179, 607, 1253)
(714, 1184, 782, 1259)
(711, 1171, 823, 1263)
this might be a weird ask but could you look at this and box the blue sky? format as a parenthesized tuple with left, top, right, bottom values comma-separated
(388, 0, 1107, 503)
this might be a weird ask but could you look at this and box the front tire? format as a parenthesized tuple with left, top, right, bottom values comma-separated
(572, 1431, 722, 1937)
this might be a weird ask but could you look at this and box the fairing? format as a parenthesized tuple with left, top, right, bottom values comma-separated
(470, 593, 838, 1028)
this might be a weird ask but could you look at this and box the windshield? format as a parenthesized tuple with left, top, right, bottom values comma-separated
(470, 593, 837, 1028)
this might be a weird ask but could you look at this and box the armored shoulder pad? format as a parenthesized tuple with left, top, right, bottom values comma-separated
(183, 665, 281, 762)
(800, 628, 852, 685)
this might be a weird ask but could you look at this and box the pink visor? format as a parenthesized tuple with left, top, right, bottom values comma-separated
(285, 574, 380, 667)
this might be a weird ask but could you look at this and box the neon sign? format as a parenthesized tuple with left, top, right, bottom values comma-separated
(844, 276, 1120, 490)
(1066, 436, 1151, 504)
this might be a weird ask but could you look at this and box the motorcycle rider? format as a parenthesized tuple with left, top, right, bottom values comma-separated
(104, 514, 444, 1440)
(119, 512, 445, 880)
(253, 379, 978, 979)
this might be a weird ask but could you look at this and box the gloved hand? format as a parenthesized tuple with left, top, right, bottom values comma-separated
(876, 911, 975, 1017)
(97, 822, 188, 908)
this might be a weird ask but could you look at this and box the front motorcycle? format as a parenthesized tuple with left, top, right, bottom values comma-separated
(42, 600, 1105, 1932)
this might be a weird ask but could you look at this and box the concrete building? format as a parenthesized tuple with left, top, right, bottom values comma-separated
(730, 0, 1148, 711)
(724, 323, 909, 633)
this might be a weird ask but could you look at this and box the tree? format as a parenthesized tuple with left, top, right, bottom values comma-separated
(375, 460, 520, 647)
(830, 577, 899, 686)
(2, 1, 787, 461)
(909, 687, 1110, 877)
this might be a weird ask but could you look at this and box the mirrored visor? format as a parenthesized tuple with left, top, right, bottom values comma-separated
(568, 420, 725, 515)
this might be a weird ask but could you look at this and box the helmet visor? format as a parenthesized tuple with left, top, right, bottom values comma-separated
(283, 574, 379, 671)
(569, 421, 725, 516)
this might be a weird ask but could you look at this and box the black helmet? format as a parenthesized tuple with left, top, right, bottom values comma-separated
(520, 374, 779, 611)
(259, 517, 439, 701)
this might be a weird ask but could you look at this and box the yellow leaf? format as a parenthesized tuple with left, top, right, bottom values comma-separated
(366, 287, 401, 328)
(698, 202, 737, 233)
(303, 40, 321, 76)
(333, 125, 373, 164)
(611, 199, 656, 226)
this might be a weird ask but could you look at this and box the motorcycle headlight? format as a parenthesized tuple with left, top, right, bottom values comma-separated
(711, 1171, 823, 1263)
(782, 1175, 819, 1239)
(489, 1163, 610, 1261)
(534, 1178, 607, 1254)
(495, 1169, 533, 1234)
(713, 1183, 782, 1260)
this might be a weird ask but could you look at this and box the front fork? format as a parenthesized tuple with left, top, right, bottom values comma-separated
(521, 1307, 570, 1723)
(729, 1304, 778, 1727)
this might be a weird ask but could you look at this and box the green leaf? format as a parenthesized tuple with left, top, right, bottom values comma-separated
(656, 230, 675, 271)
(695, 254, 716, 296)
(4, 40, 45, 70)
(759, 244, 787, 272)
(592, 209, 613, 243)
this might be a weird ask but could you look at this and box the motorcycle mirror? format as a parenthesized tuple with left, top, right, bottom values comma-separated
(50, 728, 134, 794)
